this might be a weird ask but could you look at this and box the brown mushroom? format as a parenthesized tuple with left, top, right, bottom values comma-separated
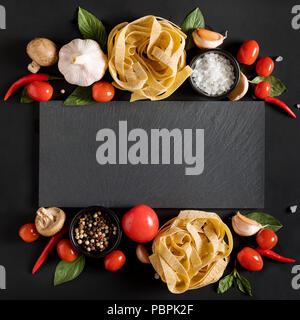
(26, 38, 58, 73)
(35, 207, 66, 237)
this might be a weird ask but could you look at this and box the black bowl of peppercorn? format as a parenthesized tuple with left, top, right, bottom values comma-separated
(69, 206, 122, 258)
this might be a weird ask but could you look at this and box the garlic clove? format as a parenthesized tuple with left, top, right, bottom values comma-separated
(232, 211, 262, 236)
(227, 72, 249, 101)
(192, 28, 227, 49)
(136, 244, 151, 264)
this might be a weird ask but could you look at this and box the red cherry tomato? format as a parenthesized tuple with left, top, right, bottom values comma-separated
(104, 250, 126, 271)
(237, 40, 259, 65)
(92, 81, 115, 102)
(122, 205, 159, 243)
(19, 223, 40, 243)
(255, 57, 274, 77)
(27, 81, 53, 102)
(254, 81, 271, 99)
(256, 228, 278, 250)
(237, 247, 263, 271)
(57, 239, 78, 262)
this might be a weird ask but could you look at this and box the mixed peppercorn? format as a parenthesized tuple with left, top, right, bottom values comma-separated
(74, 211, 117, 253)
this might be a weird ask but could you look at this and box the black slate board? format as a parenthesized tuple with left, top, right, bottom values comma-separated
(39, 101, 264, 208)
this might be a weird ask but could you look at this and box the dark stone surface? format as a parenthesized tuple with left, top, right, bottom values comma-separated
(0, 0, 299, 300)
(39, 101, 264, 208)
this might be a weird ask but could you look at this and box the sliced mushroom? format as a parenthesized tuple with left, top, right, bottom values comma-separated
(26, 38, 58, 73)
(35, 207, 66, 237)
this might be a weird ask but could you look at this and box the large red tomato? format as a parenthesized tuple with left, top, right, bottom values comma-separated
(122, 205, 159, 243)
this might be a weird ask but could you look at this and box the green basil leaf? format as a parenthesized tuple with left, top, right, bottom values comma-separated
(245, 212, 282, 232)
(217, 273, 234, 294)
(236, 273, 252, 296)
(64, 86, 94, 106)
(54, 255, 85, 286)
(233, 267, 238, 278)
(78, 7, 107, 50)
(249, 75, 287, 97)
(20, 86, 34, 103)
(181, 8, 205, 51)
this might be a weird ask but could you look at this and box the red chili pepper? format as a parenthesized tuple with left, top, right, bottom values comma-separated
(32, 219, 71, 274)
(4, 74, 50, 101)
(256, 247, 295, 263)
(264, 96, 296, 119)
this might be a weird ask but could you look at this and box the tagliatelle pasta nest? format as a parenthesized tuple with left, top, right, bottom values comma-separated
(107, 15, 193, 101)
(149, 210, 233, 294)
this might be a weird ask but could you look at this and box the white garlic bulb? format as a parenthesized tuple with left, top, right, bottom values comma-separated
(58, 39, 107, 87)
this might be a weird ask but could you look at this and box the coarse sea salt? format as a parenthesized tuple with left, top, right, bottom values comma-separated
(192, 53, 235, 96)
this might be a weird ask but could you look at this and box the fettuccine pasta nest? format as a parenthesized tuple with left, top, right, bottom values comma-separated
(149, 210, 233, 294)
(107, 15, 193, 101)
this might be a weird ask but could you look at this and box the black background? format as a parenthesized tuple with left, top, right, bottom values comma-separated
(0, 0, 300, 300)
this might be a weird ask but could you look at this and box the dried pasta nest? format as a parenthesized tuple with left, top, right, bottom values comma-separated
(149, 210, 233, 294)
(107, 15, 193, 101)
